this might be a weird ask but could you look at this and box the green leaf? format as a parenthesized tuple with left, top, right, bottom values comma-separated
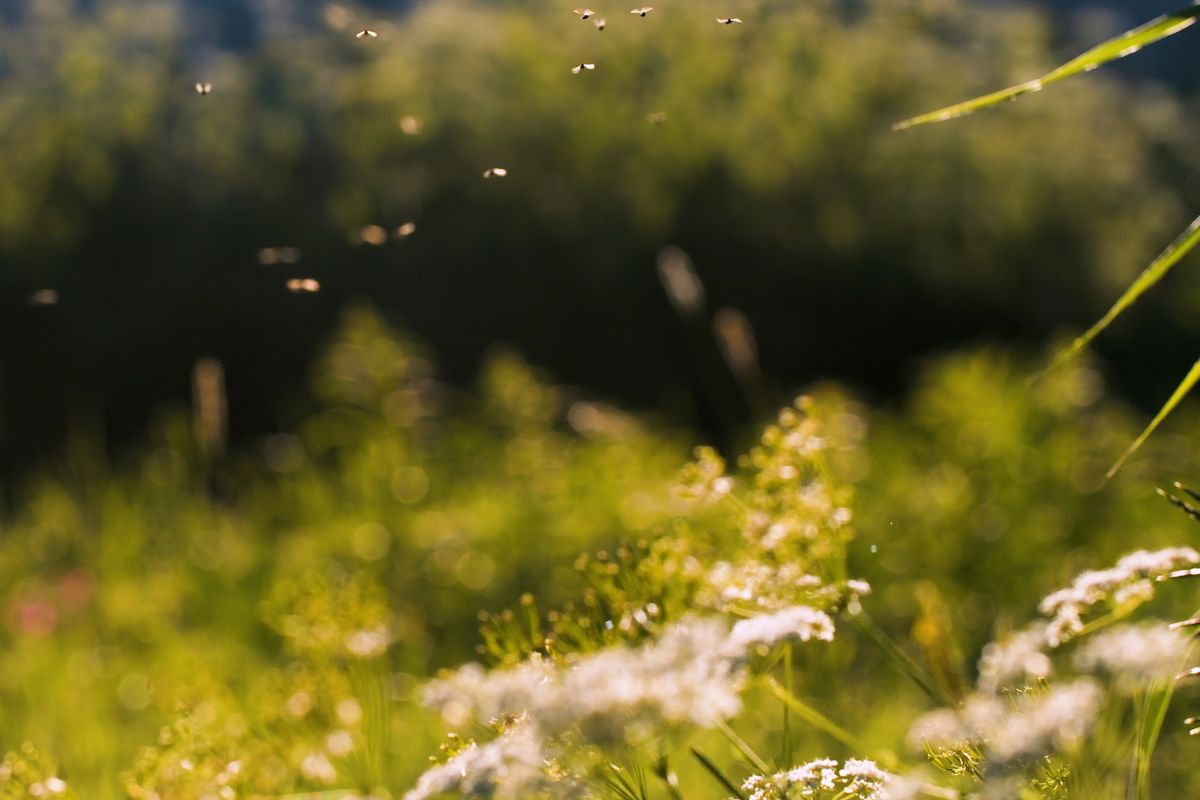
(1045, 213, 1200, 375)
(893, 3, 1200, 130)
(1108, 357, 1200, 478)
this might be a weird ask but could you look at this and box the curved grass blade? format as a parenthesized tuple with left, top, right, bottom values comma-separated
(1108, 357, 1200, 478)
(1043, 213, 1200, 376)
(893, 3, 1200, 131)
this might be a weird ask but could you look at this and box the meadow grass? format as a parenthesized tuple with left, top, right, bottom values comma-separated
(1, 311, 1198, 798)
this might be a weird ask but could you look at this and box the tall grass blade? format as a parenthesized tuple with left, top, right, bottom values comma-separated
(850, 612, 956, 708)
(1045, 214, 1200, 375)
(893, 4, 1200, 130)
(1108, 357, 1200, 478)
(765, 677, 896, 768)
(690, 746, 748, 800)
(1130, 683, 1176, 800)
(713, 718, 772, 775)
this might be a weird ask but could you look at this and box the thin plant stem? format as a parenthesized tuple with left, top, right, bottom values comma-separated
(850, 611, 955, 708)
(690, 746, 748, 800)
(713, 718, 772, 775)
(765, 677, 897, 769)
(782, 643, 794, 766)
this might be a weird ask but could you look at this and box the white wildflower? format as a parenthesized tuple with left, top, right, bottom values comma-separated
(742, 758, 894, 800)
(910, 680, 1103, 765)
(846, 580, 872, 598)
(404, 724, 565, 800)
(425, 618, 745, 745)
(727, 605, 835, 653)
(907, 707, 971, 752)
(1038, 548, 1200, 646)
(976, 623, 1053, 693)
(785, 758, 841, 792)
(423, 656, 556, 729)
(558, 617, 744, 742)
(701, 560, 823, 612)
(989, 679, 1102, 763)
(1073, 622, 1191, 691)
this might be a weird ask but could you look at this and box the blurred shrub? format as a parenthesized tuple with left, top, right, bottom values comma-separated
(856, 349, 1200, 656)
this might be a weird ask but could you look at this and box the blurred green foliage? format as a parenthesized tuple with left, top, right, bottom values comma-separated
(2, 311, 1198, 796)
(0, 309, 687, 796)
(3, 0, 1200, 471)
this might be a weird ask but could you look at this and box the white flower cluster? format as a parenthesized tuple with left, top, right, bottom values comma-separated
(1038, 547, 1200, 646)
(704, 561, 823, 611)
(910, 679, 1103, 765)
(702, 561, 869, 614)
(728, 605, 836, 652)
(404, 724, 564, 800)
(976, 623, 1054, 693)
(1072, 622, 1191, 691)
(424, 618, 746, 746)
(741, 758, 897, 800)
(415, 609, 843, 798)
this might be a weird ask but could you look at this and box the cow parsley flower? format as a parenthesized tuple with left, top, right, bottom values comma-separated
(976, 623, 1053, 693)
(1073, 622, 1191, 691)
(424, 618, 746, 745)
(740, 758, 898, 800)
(1038, 547, 1200, 646)
(911, 679, 1103, 765)
(404, 725, 566, 800)
(727, 605, 836, 653)
(702, 561, 824, 612)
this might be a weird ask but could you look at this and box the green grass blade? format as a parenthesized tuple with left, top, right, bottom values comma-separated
(850, 612, 956, 708)
(894, 3, 1200, 130)
(765, 677, 897, 768)
(1131, 684, 1175, 800)
(713, 718, 773, 775)
(1046, 213, 1200, 375)
(1108, 357, 1200, 478)
(690, 746, 748, 800)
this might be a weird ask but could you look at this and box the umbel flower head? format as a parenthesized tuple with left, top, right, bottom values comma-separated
(740, 758, 907, 800)
(910, 679, 1103, 766)
(1038, 547, 1199, 646)
(424, 617, 748, 745)
(403, 723, 571, 800)
(1072, 622, 1191, 692)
